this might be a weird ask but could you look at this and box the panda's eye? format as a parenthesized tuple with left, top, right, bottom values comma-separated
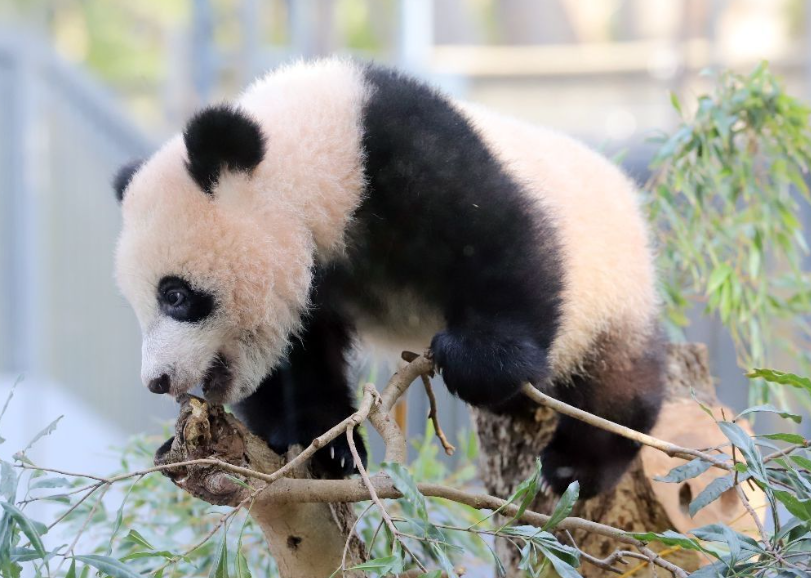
(165, 289, 186, 308)
(157, 276, 215, 323)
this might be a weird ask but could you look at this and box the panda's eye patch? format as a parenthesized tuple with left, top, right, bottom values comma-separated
(157, 276, 215, 323)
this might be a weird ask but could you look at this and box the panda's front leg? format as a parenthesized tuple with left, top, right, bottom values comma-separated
(430, 317, 550, 410)
(233, 308, 366, 478)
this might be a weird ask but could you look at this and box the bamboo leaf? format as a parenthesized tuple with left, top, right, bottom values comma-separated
(0, 502, 46, 557)
(543, 481, 578, 530)
(736, 404, 801, 423)
(381, 462, 427, 521)
(655, 458, 713, 483)
(73, 555, 142, 578)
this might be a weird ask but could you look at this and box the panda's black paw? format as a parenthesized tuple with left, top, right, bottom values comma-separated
(312, 429, 368, 479)
(431, 326, 547, 408)
(540, 438, 638, 500)
(539, 446, 604, 499)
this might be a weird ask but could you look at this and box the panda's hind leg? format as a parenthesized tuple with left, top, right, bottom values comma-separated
(540, 333, 665, 499)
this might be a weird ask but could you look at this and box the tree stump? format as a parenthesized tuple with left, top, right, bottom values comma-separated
(471, 343, 766, 577)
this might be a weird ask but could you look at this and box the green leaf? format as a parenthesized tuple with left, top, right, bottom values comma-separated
(235, 551, 252, 578)
(480, 538, 506, 577)
(748, 369, 811, 395)
(773, 490, 811, 522)
(0, 502, 46, 557)
(791, 455, 811, 471)
(65, 559, 77, 578)
(736, 404, 801, 423)
(10, 547, 57, 562)
(123, 529, 155, 551)
(543, 481, 578, 530)
(29, 477, 70, 490)
(108, 481, 140, 555)
(381, 462, 427, 521)
(73, 555, 142, 578)
(430, 543, 457, 578)
(670, 91, 683, 115)
(210, 529, 229, 578)
(119, 551, 176, 562)
(417, 572, 442, 578)
(0, 377, 21, 428)
(655, 458, 713, 483)
(487, 458, 543, 529)
(349, 555, 400, 572)
(0, 461, 18, 502)
(691, 523, 763, 556)
(761, 433, 806, 444)
(717, 422, 766, 481)
(689, 473, 739, 517)
(630, 530, 708, 553)
(707, 264, 733, 295)
(21, 416, 63, 454)
(691, 389, 716, 419)
(538, 547, 580, 578)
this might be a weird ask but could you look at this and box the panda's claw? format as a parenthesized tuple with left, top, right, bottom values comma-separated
(539, 477, 551, 497)
(311, 431, 368, 479)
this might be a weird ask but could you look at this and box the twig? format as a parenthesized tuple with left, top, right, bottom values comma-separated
(736, 485, 771, 549)
(45, 483, 104, 531)
(634, 545, 686, 578)
(521, 383, 731, 471)
(382, 351, 435, 411)
(340, 502, 374, 577)
(563, 529, 626, 574)
(762, 442, 809, 464)
(421, 374, 455, 456)
(345, 426, 428, 573)
(151, 495, 251, 576)
(263, 383, 379, 484)
(57, 484, 110, 573)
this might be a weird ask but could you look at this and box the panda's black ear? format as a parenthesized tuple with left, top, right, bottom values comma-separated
(113, 159, 144, 203)
(183, 104, 266, 196)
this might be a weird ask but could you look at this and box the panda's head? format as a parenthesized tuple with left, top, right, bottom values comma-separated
(113, 105, 314, 404)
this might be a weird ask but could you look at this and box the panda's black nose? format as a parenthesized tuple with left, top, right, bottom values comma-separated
(148, 374, 171, 394)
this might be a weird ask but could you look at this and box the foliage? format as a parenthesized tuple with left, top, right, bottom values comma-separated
(2, 374, 811, 577)
(633, 369, 811, 577)
(0, 409, 274, 578)
(647, 62, 811, 405)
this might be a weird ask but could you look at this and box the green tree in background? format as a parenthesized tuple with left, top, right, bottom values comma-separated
(648, 63, 811, 407)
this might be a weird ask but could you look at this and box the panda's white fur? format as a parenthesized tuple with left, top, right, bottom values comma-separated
(114, 57, 663, 494)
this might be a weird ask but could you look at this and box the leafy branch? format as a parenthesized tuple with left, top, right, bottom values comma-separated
(647, 62, 811, 406)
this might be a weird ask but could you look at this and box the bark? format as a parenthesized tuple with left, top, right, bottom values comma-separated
(471, 343, 765, 577)
(154, 395, 366, 578)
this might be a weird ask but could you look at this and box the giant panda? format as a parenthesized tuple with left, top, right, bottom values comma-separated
(113, 58, 664, 499)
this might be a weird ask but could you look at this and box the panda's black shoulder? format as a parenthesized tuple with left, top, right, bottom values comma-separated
(338, 63, 563, 343)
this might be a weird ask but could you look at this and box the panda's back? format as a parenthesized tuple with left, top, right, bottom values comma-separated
(237, 59, 658, 379)
(457, 103, 658, 375)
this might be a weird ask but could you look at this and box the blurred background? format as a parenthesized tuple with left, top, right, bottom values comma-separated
(1, 0, 810, 471)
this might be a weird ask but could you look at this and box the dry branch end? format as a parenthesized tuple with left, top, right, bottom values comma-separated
(154, 394, 366, 578)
